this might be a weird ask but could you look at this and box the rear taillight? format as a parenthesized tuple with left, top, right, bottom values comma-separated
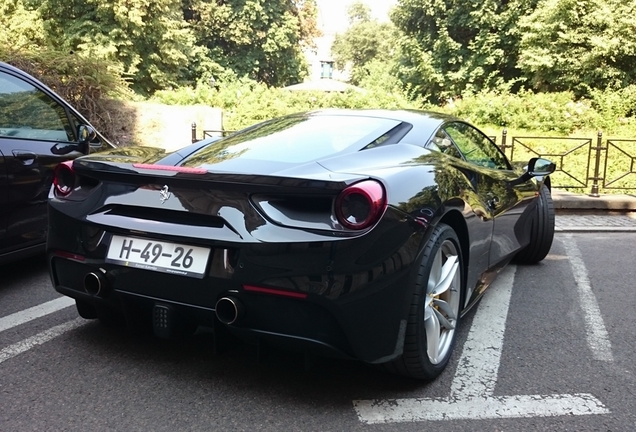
(53, 160, 76, 197)
(335, 180, 386, 230)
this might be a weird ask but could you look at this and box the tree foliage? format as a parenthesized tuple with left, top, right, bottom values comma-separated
(330, 2, 398, 86)
(0, 0, 320, 94)
(391, 0, 538, 103)
(33, 0, 198, 95)
(4, 0, 636, 119)
(517, 0, 636, 95)
(0, 0, 47, 50)
(184, 0, 320, 87)
(391, 0, 636, 102)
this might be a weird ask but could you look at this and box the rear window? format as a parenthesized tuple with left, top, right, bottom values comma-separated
(183, 114, 401, 166)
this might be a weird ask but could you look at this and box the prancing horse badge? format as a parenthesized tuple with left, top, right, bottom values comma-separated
(159, 185, 171, 204)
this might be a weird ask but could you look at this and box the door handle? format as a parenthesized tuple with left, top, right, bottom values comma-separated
(12, 150, 37, 165)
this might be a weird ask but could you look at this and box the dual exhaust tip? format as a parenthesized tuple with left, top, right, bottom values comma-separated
(215, 296, 245, 325)
(84, 272, 244, 325)
(83, 272, 108, 297)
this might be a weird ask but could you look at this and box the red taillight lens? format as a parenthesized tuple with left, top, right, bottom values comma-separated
(243, 285, 308, 299)
(53, 160, 76, 197)
(335, 180, 386, 230)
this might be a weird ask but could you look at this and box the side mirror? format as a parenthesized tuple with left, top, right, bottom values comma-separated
(78, 125, 101, 154)
(78, 125, 97, 143)
(51, 125, 101, 155)
(508, 157, 556, 187)
(527, 157, 556, 177)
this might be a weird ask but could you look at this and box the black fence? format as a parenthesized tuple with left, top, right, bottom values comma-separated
(191, 122, 235, 142)
(191, 123, 636, 195)
(492, 130, 636, 195)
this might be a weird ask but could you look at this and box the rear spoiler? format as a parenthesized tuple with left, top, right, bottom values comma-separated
(73, 159, 364, 194)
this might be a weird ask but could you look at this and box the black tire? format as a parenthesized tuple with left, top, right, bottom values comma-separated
(514, 186, 555, 264)
(383, 223, 464, 380)
(75, 299, 98, 319)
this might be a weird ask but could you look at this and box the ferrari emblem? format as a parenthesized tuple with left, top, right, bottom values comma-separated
(159, 185, 171, 204)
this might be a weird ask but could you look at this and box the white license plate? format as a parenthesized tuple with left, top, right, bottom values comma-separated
(106, 235, 211, 279)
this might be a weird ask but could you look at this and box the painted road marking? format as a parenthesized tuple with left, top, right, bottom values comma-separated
(0, 296, 75, 333)
(354, 394, 609, 423)
(353, 265, 610, 423)
(0, 318, 86, 364)
(562, 235, 614, 362)
(450, 265, 515, 398)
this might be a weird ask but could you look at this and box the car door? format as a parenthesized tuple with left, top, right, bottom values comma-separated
(0, 148, 7, 247)
(442, 122, 538, 267)
(0, 69, 85, 255)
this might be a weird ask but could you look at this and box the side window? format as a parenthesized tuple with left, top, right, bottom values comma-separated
(0, 71, 75, 142)
(426, 128, 463, 159)
(443, 122, 509, 170)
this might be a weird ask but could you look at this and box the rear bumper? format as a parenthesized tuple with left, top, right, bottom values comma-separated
(47, 204, 424, 363)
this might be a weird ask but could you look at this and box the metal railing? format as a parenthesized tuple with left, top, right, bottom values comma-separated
(495, 130, 636, 195)
(604, 139, 636, 191)
(191, 123, 235, 143)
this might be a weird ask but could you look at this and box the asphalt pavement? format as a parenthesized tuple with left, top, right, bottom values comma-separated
(552, 190, 636, 232)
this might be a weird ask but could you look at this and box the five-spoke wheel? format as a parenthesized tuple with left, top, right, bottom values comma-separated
(423, 236, 461, 365)
(384, 223, 464, 380)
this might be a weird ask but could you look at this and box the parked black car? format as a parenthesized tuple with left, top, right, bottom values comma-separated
(47, 109, 555, 380)
(0, 61, 110, 264)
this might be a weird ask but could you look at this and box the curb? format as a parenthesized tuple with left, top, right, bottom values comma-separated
(555, 226, 636, 233)
(552, 190, 636, 212)
(551, 190, 636, 231)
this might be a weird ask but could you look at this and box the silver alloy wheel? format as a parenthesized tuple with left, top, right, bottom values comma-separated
(424, 239, 461, 364)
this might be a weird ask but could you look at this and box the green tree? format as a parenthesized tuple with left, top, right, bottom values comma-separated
(35, 0, 200, 95)
(183, 0, 320, 87)
(391, 0, 538, 103)
(0, 0, 46, 50)
(330, 2, 398, 86)
(518, 0, 636, 95)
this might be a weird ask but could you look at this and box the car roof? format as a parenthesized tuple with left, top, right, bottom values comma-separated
(0, 61, 42, 82)
(301, 108, 457, 129)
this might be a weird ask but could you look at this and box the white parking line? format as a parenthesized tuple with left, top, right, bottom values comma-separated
(0, 297, 75, 333)
(562, 235, 614, 362)
(354, 394, 609, 423)
(0, 318, 86, 364)
(449, 265, 515, 398)
(353, 265, 610, 423)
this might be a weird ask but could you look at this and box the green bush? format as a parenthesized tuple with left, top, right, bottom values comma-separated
(440, 89, 603, 134)
(589, 86, 636, 132)
(438, 87, 636, 138)
(151, 76, 421, 131)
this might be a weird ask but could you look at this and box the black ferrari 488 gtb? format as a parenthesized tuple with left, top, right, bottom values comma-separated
(48, 109, 555, 380)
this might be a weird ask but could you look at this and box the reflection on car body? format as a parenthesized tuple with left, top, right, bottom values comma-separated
(47, 109, 555, 381)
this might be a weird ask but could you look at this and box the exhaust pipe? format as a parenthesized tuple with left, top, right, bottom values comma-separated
(215, 296, 245, 325)
(83, 272, 108, 296)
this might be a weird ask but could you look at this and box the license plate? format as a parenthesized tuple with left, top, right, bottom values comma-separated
(106, 235, 211, 279)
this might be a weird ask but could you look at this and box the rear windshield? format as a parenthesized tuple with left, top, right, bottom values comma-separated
(183, 114, 401, 166)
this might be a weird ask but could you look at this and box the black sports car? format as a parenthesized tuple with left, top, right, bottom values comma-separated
(47, 109, 555, 380)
